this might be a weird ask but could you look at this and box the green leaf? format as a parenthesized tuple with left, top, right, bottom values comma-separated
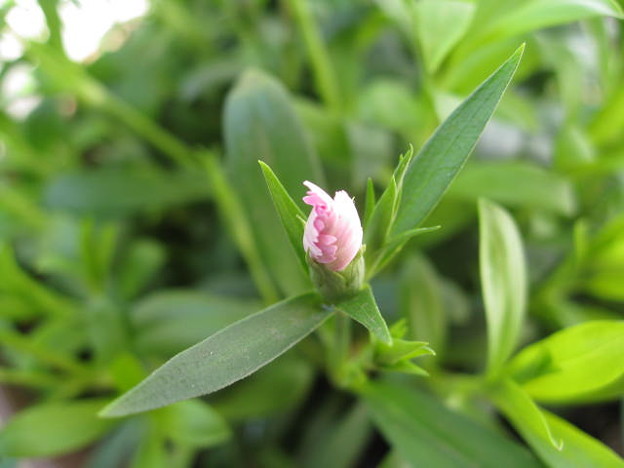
(413, 0, 476, 74)
(363, 380, 541, 467)
(259, 161, 307, 271)
(389, 45, 524, 238)
(101, 293, 330, 417)
(399, 255, 447, 354)
(0, 399, 113, 457)
(488, 379, 624, 467)
(449, 161, 576, 215)
(335, 285, 392, 344)
(160, 400, 230, 448)
(132, 290, 258, 358)
(224, 69, 323, 297)
(479, 199, 527, 376)
(44, 167, 211, 218)
(507, 320, 624, 403)
(300, 403, 372, 468)
(489, 379, 561, 451)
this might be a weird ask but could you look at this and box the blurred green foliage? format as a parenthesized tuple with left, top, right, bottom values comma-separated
(1, 0, 624, 466)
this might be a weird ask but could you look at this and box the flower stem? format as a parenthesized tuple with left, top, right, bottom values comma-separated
(287, 0, 342, 113)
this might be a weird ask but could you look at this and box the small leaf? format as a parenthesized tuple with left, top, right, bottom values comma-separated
(0, 400, 113, 457)
(334, 286, 392, 344)
(259, 161, 307, 271)
(479, 198, 527, 376)
(101, 293, 330, 417)
(363, 380, 541, 467)
(507, 320, 624, 403)
(375, 339, 434, 369)
(389, 45, 524, 238)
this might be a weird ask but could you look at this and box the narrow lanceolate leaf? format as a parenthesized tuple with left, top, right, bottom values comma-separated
(363, 380, 541, 468)
(488, 379, 623, 468)
(259, 161, 307, 271)
(389, 45, 524, 239)
(101, 293, 330, 417)
(224, 69, 323, 297)
(507, 320, 624, 404)
(335, 286, 392, 344)
(479, 199, 527, 376)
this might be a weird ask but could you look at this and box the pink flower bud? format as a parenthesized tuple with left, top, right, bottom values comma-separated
(302, 181, 363, 272)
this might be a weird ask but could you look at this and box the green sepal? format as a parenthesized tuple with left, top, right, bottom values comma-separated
(308, 248, 366, 303)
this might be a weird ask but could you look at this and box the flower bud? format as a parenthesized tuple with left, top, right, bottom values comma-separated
(302, 181, 364, 301)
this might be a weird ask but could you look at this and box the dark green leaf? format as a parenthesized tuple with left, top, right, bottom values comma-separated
(44, 168, 210, 217)
(389, 45, 524, 238)
(101, 293, 330, 417)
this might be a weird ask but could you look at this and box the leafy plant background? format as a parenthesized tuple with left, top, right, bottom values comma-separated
(1, 0, 624, 467)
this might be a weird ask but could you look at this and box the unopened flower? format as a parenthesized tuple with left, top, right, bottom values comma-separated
(303, 181, 363, 272)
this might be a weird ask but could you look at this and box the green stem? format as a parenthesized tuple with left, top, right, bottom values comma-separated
(329, 312, 352, 385)
(287, 0, 342, 112)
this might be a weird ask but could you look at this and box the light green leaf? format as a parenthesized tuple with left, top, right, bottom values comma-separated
(489, 379, 561, 452)
(413, 0, 476, 74)
(335, 286, 392, 344)
(259, 161, 307, 271)
(224, 69, 323, 297)
(507, 321, 624, 403)
(389, 45, 524, 238)
(479, 199, 527, 376)
(101, 293, 330, 417)
(449, 161, 576, 215)
(363, 380, 541, 467)
(0, 400, 113, 457)
(482, 0, 624, 42)
(542, 410, 624, 468)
